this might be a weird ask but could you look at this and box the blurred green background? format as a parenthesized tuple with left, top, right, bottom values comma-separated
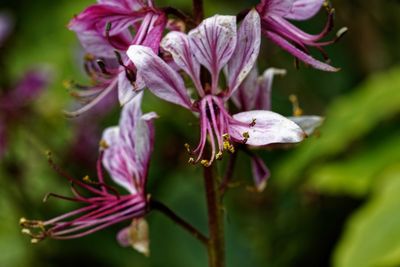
(1, 0, 400, 266)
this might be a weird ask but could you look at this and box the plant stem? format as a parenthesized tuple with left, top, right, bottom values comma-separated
(220, 152, 238, 195)
(204, 165, 225, 267)
(150, 200, 208, 245)
(192, 0, 204, 25)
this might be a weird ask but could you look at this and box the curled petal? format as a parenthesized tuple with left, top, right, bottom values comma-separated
(230, 110, 305, 146)
(288, 115, 324, 136)
(285, 0, 325, 21)
(127, 45, 192, 109)
(251, 156, 270, 192)
(189, 15, 237, 91)
(264, 30, 339, 72)
(227, 9, 261, 96)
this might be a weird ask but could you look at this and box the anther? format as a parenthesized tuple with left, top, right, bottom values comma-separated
(216, 151, 223, 160)
(200, 160, 210, 167)
(222, 133, 230, 141)
(99, 139, 109, 150)
(289, 95, 303, 117)
(31, 238, 40, 244)
(250, 119, 256, 127)
(184, 143, 191, 153)
(242, 132, 250, 144)
(22, 228, 31, 235)
(62, 80, 73, 89)
(188, 157, 195, 164)
(19, 217, 27, 225)
(83, 175, 93, 184)
(84, 53, 95, 61)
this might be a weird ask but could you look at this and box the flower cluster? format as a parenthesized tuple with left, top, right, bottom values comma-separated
(21, 0, 341, 255)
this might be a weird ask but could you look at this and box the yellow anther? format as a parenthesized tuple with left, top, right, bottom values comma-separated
(289, 94, 303, 117)
(250, 118, 257, 127)
(216, 151, 223, 160)
(84, 53, 95, 61)
(31, 238, 40, 244)
(83, 175, 93, 183)
(222, 133, 230, 141)
(184, 143, 191, 153)
(22, 229, 31, 235)
(62, 80, 73, 89)
(188, 157, 195, 164)
(228, 145, 235, 154)
(99, 139, 109, 150)
(200, 160, 210, 167)
(223, 141, 230, 151)
(242, 132, 250, 139)
(19, 217, 27, 225)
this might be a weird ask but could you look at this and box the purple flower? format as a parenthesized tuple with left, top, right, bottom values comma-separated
(65, 0, 167, 116)
(20, 94, 157, 249)
(0, 70, 49, 158)
(128, 10, 305, 167)
(256, 0, 346, 71)
(233, 66, 323, 190)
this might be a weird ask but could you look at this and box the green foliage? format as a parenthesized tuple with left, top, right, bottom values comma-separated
(334, 165, 400, 267)
(275, 67, 400, 192)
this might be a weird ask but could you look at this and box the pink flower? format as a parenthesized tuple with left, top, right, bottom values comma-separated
(65, 0, 167, 116)
(128, 10, 305, 167)
(20, 94, 157, 246)
(256, 0, 346, 71)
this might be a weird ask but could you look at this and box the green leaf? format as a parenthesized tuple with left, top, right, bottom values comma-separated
(333, 164, 400, 267)
(275, 67, 400, 188)
(306, 132, 400, 197)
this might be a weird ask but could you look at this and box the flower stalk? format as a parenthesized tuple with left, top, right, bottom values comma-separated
(150, 200, 208, 245)
(204, 165, 225, 267)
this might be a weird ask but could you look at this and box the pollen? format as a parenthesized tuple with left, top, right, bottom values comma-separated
(83, 175, 93, 184)
(184, 143, 191, 153)
(31, 238, 40, 244)
(242, 132, 250, 144)
(201, 160, 210, 167)
(19, 217, 27, 225)
(21, 228, 31, 235)
(216, 151, 223, 160)
(62, 80, 73, 89)
(289, 94, 303, 117)
(99, 139, 109, 150)
(84, 53, 95, 61)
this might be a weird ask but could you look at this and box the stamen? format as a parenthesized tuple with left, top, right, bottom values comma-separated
(184, 143, 191, 153)
(215, 151, 223, 160)
(289, 94, 303, 117)
(99, 139, 109, 150)
(250, 119, 256, 127)
(188, 157, 195, 164)
(242, 132, 250, 144)
(200, 160, 210, 167)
